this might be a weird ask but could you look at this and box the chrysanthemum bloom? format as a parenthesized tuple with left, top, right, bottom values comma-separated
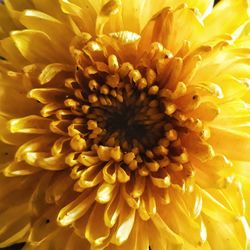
(0, 0, 250, 249)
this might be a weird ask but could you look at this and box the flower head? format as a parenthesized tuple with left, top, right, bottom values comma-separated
(0, 0, 250, 249)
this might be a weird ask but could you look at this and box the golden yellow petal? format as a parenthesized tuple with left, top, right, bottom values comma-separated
(121, 183, 139, 209)
(96, 0, 122, 34)
(11, 30, 62, 63)
(200, 188, 237, 222)
(203, 0, 250, 41)
(194, 155, 233, 188)
(104, 193, 123, 228)
(59, 0, 96, 35)
(131, 173, 146, 198)
(3, 161, 41, 177)
(150, 213, 184, 246)
(37, 64, 73, 84)
(139, 6, 203, 55)
(203, 214, 249, 250)
(102, 161, 117, 184)
(158, 189, 207, 246)
(118, 216, 149, 250)
(19, 9, 73, 62)
(8, 115, 51, 134)
(57, 190, 96, 226)
(77, 164, 103, 188)
(85, 203, 110, 246)
(32, 0, 69, 22)
(96, 182, 117, 204)
(15, 135, 56, 162)
(0, 85, 40, 118)
(0, 37, 28, 69)
(111, 205, 136, 246)
(209, 127, 250, 161)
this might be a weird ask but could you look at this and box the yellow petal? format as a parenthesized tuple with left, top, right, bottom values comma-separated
(150, 173, 171, 188)
(15, 135, 56, 161)
(202, 0, 250, 41)
(182, 133, 215, 162)
(0, 85, 40, 118)
(194, 155, 233, 188)
(112, 205, 136, 246)
(96, 183, 117, 204)
(85, 203, 110, 246)
(117, 165, 130, 183)
(189, 102, 219, 121)
(121, 183, 140, 209)
(104, 193, 123, 228)
(8, 115, 51, 134)
(203, 214, 249, 250)
(57, 190, 96, 226)
(36, 153, 68, 170)
(3, 161, 41, 176)
(131, 173, 146, 198)
(59, 0, 96, 35)
(102, 161, 117, 184)
(77, 152, 100, 167)
(32, 0, 69, 22)
(37, 64, 73, 84)
(200, 188, 237, 222)
(139, 6, 203, 55)
(118, 216, 149, 250)
(96, 0, 122, 34)
(19, 9, 73, 62)
(11, 30, 62, 63)
(209, 127, 250, 161)
(77, 164, 103, 188)
(150, 213, 184, 246)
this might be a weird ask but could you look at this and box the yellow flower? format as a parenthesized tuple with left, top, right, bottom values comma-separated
(0, 0, 250, 249)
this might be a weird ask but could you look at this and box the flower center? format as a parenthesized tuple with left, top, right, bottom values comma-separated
(29, 38, 211, 194)
(82, 73, 166, 152)
(62, 41, 194, 180)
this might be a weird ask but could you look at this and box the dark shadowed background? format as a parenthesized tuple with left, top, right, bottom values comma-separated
(1, 0, 221, 249)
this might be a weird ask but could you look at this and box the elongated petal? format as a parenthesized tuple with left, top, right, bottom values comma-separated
(85, 203, 110, 246)
(112, 205, 136, 245)
(202, 0, 250, 41)
(11, 30, 62, 63)
(57, 190, 96, 226)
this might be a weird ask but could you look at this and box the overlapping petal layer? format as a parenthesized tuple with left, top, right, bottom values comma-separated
(0, 0, 250, 249)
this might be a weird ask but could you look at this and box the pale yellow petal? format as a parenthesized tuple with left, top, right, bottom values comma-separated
(202, 0, 250, 41)
(209, 127, 250, 161)
(203, 214, 249, 250)
(11, 30, 64, 63)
